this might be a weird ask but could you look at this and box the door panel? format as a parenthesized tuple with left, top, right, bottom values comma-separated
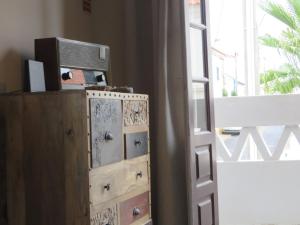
(195, 146, 212, 185)
(184, 0, 219, 225)
(197, 197, 213, 225)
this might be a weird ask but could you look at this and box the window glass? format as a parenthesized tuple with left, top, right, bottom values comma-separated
(190, 27, 205, 80)
(193, 82, 208, 133)
(189, 0, 202, 25)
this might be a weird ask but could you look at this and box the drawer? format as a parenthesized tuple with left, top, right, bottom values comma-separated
(90, 159, 149, 206)
(120, 192, 149, 225)
(90, 164, 126, 206)
(123, 100, 148, 127)
(90, 204, 118, 225)
(144, 220, 152, 225)
(126, 159, 149, 191)
(90, 98, 123, 168)
(125, 132, 148, 159)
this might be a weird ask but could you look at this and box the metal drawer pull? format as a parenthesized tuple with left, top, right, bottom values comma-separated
(136, 171, 143, 178)
(104, 184, 111, 191)
(133, 207, 141, 216)
(134, 140, 142, 146)
(104, 132, 114, 141)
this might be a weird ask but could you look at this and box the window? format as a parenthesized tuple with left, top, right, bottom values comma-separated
(188, 0, 210, 133)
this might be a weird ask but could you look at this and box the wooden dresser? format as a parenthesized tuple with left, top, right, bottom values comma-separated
(0, 90, 152, 225)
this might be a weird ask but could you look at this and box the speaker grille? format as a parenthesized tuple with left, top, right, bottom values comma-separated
(59, 40, 110, 71)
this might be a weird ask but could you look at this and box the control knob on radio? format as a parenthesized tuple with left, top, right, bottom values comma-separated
(61, 71, 73, 80)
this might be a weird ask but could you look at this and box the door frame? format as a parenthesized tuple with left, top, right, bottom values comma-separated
(181, 0, 219, 224)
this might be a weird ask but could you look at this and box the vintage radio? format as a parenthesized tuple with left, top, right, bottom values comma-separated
(35, 38, 110, 90)
(0, 90, 152, 225)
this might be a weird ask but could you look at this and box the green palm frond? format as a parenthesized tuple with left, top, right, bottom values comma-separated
(260, 64, 300, 94)
(260, 1, 300, 94)
(261, 1, 298, 31)
(288, 0, 300, 24)
(259, 34, 281, 48)
(259, 33, 300, 58)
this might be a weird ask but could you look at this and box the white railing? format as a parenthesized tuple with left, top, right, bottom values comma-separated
(214, 94, 300, 161)
(215, 95, 300, 225)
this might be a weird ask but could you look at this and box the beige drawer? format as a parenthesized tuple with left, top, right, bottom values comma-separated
(90, 204, 118, 225)
(123, 100, 148, 127)
(89, 158, 150, 206)
(125, 159, 150, 192)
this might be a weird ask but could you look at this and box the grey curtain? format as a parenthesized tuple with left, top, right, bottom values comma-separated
(152, 0, 189, 224)
(124, 0, 189, 224)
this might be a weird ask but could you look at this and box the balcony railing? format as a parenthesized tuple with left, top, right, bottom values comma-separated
(215, 94, 300, 161)
(214, 94, 300, 225)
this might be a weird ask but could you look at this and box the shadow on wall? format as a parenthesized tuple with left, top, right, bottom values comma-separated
(0, 0, 94, 93)
(0, 50, 25, 93)
(63, 0, 93, 42)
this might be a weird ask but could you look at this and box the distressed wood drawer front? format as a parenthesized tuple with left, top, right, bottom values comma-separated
(90, 158, 149, 206)
(90, 164, 126, 205)
(125, 132, 148, 159)
(126, 160, 149, 191)
(90, 204, 118, 225)
(90, 98, 123, 168)
(123, 100, 148, 127)
(120, 192, 149, 225)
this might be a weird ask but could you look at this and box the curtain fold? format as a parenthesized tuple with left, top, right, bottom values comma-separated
(152, 0, 189, 224)
(123, 0, 189, 223)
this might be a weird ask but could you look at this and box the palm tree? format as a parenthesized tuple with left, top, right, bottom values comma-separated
(260, 0, 300, 94)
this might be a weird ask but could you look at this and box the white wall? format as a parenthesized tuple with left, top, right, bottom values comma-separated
(0, 0, 94, 92)
(0, 0, 136, 91)
(218, 161, 300, 225)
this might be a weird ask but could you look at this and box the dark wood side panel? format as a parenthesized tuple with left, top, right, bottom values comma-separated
(35, 38, 60, 90)
(21, 92, 89, 225)
(1, 95, 26, 225)
(62, 92, 90, 225)
(0, 97, 7, 225)
(23, 93, 66, 225)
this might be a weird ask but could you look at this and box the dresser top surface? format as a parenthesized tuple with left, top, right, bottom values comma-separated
(0, 90, 148, 100)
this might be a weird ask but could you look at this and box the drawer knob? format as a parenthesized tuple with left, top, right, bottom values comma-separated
(135, 140, 142, 146)
(133, 207, 141, 216)
(104, 184, 111, 191)
(136, 171, 143, 178)
(105, 132, 114, 141)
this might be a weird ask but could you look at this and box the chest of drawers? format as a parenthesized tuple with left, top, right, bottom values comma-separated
(0, 91, 152, 225)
